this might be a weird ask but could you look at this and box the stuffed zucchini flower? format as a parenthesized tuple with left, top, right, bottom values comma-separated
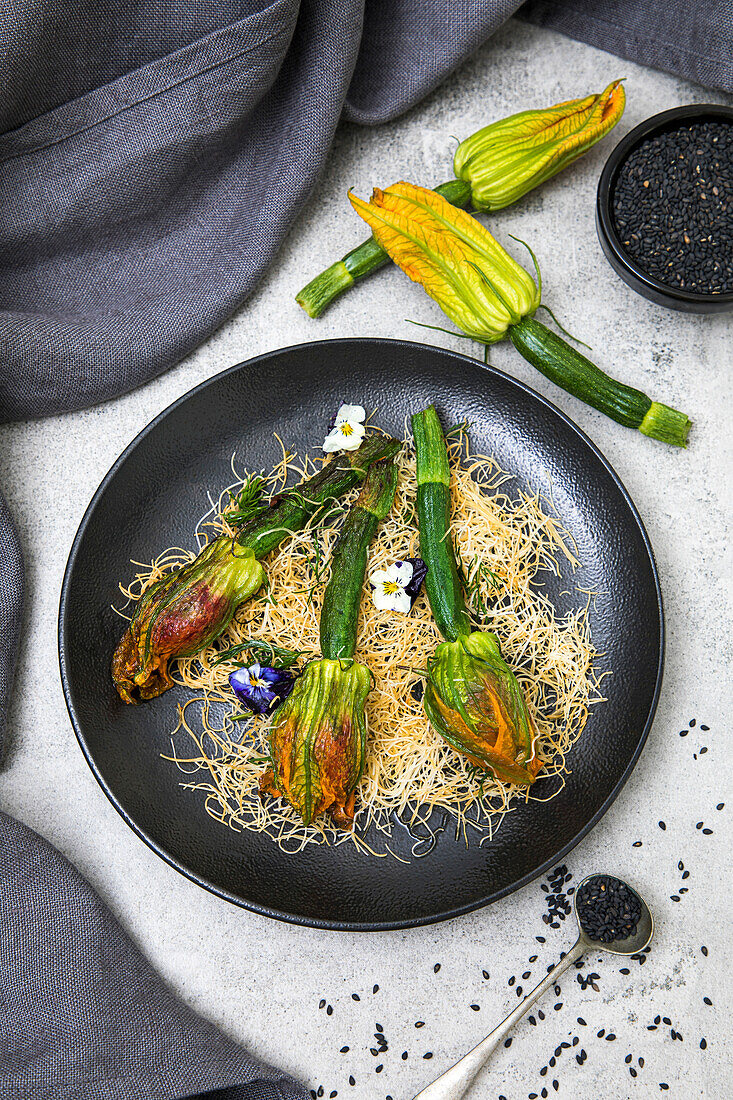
(261, 457, 399, 826)
(112, 432, 400, 704)
(411, 405, 542, 786)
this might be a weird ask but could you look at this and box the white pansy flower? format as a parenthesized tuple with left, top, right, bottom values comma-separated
(370, 560, 414, 614)
(323, 403, 367, 452)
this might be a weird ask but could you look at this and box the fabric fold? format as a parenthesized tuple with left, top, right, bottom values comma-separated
(0, 811, 310, 1100)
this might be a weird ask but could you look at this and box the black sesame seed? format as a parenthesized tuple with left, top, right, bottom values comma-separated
(414, 1021, 424, 1028)
(470, 1004, 480, 1011)
(483, 970, 490, 979)
(433, 963, 441, 972)
(340, 1046, 349, 1053)
(630, 1068, 638, 1078)
(373, 984, 379, 994)
(578, 1017, 586, 1026)
(704, 997, 712, 1005)
(701, 946, 708, 956)
(319, 999, 326, 1010)
(700, 1038, 707, 1049)
(326, 1005, 333, 1016)
(659, 820, 667, 830)
(423, 1052, 433, 1059)
(504, 1038, 512, 1048)
(348, 1076, 355, 1087)
(351, 993, 360, 1001)
(575, 875, 642, 943)
(612, 122, 733, 295)
(401, 1051, 408, 1060)
(375, 1065, 383, 1073)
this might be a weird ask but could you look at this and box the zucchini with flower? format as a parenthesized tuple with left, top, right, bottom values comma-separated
(412, 405, 542, 786)
(349, 182, 691, 447)
(260, 456, 399, 827)
(112, 432, 400, 704)
(296, 82, 625, 317)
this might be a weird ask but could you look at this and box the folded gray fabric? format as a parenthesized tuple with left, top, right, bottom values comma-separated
(0, 3, 729, 1099)
(0, 810, 310, 1100)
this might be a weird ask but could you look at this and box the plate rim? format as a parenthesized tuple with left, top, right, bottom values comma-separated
(58, 337, 664, 931)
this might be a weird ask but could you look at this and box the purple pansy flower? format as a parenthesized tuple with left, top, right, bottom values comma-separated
(229, 662, 295, 715)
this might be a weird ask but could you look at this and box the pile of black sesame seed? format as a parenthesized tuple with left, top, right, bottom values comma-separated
(612, 120, 733, 294)
(576, 874, 642, 943)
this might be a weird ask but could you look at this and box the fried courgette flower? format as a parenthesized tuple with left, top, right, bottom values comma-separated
(260, 457, 399, 827)
(112, 433, 400, 704)
(411, 405, 542, 786)
(424, 631, 542, 786)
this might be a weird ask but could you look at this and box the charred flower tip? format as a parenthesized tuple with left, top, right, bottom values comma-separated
(260, 658, 371, 827)
(423, 630, 542, 786)
(454, 80, 626, 211)
(112, 538, 265, 704)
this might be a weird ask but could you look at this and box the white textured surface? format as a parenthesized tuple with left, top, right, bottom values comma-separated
(1, 19, 732, 1100)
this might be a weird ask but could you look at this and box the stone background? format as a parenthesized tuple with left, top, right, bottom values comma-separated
(1, 19, 731, 1100)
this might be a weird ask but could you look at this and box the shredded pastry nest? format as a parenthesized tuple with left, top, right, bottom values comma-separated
(116, 426, 605, 859)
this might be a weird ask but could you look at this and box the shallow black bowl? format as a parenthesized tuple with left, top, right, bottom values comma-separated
(59, 339, 663, 930)
(596, 103, 733, 313)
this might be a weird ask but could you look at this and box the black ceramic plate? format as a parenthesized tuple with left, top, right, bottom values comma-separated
(59, 339, 663, 930)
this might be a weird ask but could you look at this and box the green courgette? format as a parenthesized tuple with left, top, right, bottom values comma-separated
(319, 456, 399, 660)
(509, 316, 691, 447)
(411, 407, 472, 642)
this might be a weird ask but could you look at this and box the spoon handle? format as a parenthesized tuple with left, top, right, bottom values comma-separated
(412, 938, 586, 1100)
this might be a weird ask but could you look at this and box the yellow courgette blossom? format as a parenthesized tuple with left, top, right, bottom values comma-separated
(348, 182, 540, 343)
(454, 80, 625, 211)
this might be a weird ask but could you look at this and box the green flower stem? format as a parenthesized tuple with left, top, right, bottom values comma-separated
(508, 316, 691, 447)
(320, 457, 398, 661)
(295, 178, 472, 318)
(412, 406, 472, 642)
(236, 434, 400, 560)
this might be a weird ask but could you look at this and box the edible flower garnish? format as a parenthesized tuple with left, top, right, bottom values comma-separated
(323, 404, 366, 452)
(453, 80, 626, 211)
(229, 662, 295, 714)
(370, 557, 427, 613)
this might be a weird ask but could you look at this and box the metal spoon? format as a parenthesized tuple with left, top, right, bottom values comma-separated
(412, 874, 654, 1100)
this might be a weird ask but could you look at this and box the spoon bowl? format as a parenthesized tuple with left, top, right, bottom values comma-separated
(575, 872, 654, 955)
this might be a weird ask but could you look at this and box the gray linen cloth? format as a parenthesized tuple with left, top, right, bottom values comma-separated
(0, 3, 730, 1098)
